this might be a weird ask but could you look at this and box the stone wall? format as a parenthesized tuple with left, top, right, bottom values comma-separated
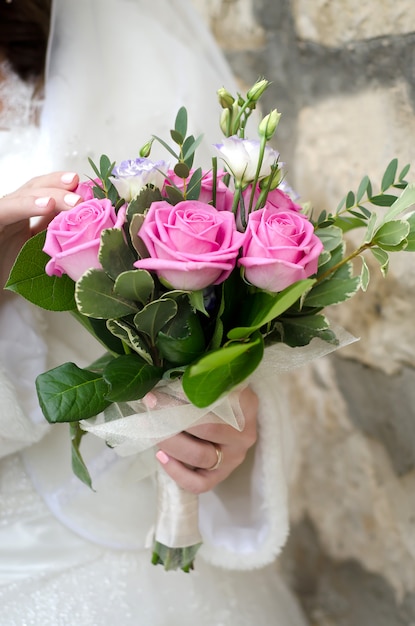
(192, 1, 415, 623)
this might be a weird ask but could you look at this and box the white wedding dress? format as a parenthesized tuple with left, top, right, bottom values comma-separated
(0, 1, 309, 624)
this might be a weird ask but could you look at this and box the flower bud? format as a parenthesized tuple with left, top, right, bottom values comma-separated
(220, 108, 231, 136)
(217, 87, 235, 109)
(139, 138, 154, 158)
(247, 78, 269, 103)
(258, 109, 281, 141)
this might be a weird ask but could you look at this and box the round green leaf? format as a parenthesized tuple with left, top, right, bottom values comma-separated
(103, 354, 162, 402)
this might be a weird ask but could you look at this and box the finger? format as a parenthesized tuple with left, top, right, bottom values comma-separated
(0, 190, 83, 229)
(159, 432, 220, 471)
(22, 171, 80, 192)
(155, 450, 225, 494)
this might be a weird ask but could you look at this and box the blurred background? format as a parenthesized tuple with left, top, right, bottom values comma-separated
(192, 1, 415, 624)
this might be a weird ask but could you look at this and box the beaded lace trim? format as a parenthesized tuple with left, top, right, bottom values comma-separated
(0, 60, 42, 130)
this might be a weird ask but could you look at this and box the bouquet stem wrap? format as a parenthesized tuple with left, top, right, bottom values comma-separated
(152, 466, 202, 571)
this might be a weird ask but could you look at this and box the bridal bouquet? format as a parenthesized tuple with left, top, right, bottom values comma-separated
(6, 78, 415, 571)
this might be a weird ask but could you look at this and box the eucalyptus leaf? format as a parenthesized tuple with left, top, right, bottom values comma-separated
(175, 106, 188, 137)
(5, 231, 76, 311)
(103, 354, 162, 402)
(76, 269, 139, 318)
(183, 134, 204, 161)
(186, 167, 202, 200)
(174, 162, 190, 179)
(99, 228, 136, 279)
(36, 363, 111, 423)
(170, 129, 184, 145)
(182, 332, 264, 408)
(134, 298, 178, 343)
(381, 158, 398, 192)
(114, 269, 154, 304)
(165, 185, 185, 205)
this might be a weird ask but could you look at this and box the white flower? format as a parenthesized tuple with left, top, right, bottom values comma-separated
(214, 137, 279, 185)
(110, 158, 169, 201)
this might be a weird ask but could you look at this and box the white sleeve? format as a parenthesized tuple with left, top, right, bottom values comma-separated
(198, 375, 294, 570)
(0, 298, 50, 459)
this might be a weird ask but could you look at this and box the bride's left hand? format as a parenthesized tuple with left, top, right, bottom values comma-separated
(155, 386, 258, 494)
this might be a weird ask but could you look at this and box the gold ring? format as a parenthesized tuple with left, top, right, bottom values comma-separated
(207, 444, 223, 471)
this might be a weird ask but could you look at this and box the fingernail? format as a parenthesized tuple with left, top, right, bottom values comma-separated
(35, 196, 52, 208)
(61, 172, 77, 184)
(64, 192, 82, 207)
(156, 450, 169, 465)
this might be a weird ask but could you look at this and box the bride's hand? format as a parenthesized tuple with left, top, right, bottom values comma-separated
(156, 386, 258, 494)
(0, 171, 82, 289)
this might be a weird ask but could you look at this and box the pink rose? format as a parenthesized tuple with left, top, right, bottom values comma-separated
(243, 185, 302, 214)
(134, 200, 244, 290)
(238, 206, 323, 292)
(44, 198, 125, 281)
(164, 170, 234, 212)
(75, 178, 102, 201)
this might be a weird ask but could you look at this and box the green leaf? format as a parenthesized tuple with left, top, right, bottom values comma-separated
(156, 297, 205, 366)
(227, 279, 315, 340)
(362, 212, 378, 244)
(174, 162, 190, 179)
(106, 319, 153, 364)
(381, 158, 398, 192)
(403, 212, 415, 252)
(114, 269, 154, 305)
(76, 269, 139, 318)
(356, 175, 370, 203)
(399, 163, 411, 182)
(304, 276, 361, 307)
(370, 247, 389, 277)
(5, 231, 76, 311)
(152, 134, 180, 160)
(186, 167, 203, 201)
(70, 423, 93, 489)
(182, 332, 264, 407)
(129, 213, 148, 258)
(126, 186, 163, 223)
(103, 354, 162, 402)
(370, 193, 398, 207)
(373, 219, 410, 249)
(36, 363, 111, 423)
(165, 185, 185, 205)
(170, 129, 184, 145)
(360, 256, 370, 291)
(384, 183, 415, 221)
(333, 215, 367, 233)
(133, 298, 177, 343)
(175, 106, 188, 138)
(183, 134, 204, 161)
(315, 225, 343, 252)
(99, 228, 136, 280)
(345, 190, 355, 209)
(188, 289, 209, 316)
(274, 314, 337, 347)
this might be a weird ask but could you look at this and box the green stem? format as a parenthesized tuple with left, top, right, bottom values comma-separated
(316, 242, 372, 284)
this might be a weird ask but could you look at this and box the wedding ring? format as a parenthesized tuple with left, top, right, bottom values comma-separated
(207, 444, 223, 471)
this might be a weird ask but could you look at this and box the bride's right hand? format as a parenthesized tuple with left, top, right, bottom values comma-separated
(0, 171, 82, 290)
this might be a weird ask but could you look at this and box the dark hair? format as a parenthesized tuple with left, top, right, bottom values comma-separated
(0, 0, 52, 81)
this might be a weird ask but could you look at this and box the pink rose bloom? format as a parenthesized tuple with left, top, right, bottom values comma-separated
(75, 178, 102, 201)
(238, 206, 323, 292)
(44, 198, 126, 282)
(164, 169, 234, 212)
(243, 185, 302, 214)
(134, 200, 244, 290)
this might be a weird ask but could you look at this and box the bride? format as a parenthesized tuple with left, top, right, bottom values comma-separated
(0, 1, 308, 624)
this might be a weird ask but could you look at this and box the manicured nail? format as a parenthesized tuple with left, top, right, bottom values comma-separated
(35, 196, 52, 208)
(64, 192, 82, 207)
(61, 172, 77, 184)
(156, 450, 169, 465)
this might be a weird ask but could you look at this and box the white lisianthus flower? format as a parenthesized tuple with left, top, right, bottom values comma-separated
(110, 158, 169, 201)
(214, 136, 279, 185)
